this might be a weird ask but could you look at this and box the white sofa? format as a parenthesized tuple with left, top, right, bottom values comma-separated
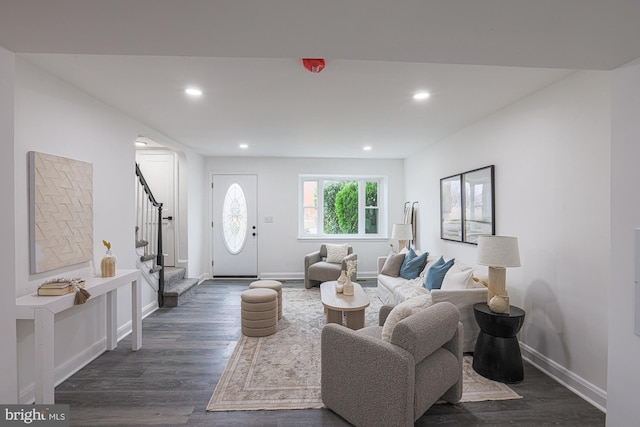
(377, 255, 488, 353)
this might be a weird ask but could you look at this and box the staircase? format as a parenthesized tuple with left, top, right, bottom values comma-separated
(135, 162, 199, 307)
(163, 267, 199, 307)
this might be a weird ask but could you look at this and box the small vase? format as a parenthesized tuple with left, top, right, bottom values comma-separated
(343, 277, 354, 296)
(489, 295, 510, 314)
(337, 270, 347, 285)
(101, 250, 117, 278)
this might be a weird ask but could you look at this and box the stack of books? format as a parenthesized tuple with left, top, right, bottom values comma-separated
(37, 279, 86, 296)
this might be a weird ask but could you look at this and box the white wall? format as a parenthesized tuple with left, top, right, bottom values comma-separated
(0, 45, 18, 403)
(608, 59, 640, 425)
(206, 156, 405, 279)
(186, 151, 207, 279)
(405, 71, 610, 410)
(12, 58, 178, 402)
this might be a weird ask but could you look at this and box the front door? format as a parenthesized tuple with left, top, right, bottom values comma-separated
(212, 174, 258, 277)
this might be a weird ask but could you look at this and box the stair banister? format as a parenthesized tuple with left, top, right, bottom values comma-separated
(156, 203, 164, 307)
(135, 163, 165, 307)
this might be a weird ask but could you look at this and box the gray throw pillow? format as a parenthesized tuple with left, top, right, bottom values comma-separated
(380, 253, 406, 277)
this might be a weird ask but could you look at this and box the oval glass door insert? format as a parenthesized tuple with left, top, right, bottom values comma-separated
(222, 183, 248, 254)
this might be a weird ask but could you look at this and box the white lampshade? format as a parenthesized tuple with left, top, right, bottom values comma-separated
(391, 223, 413, 241)
(477, 235, 521, 267)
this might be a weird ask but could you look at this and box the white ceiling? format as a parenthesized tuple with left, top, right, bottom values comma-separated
(2, 1, 639, 159)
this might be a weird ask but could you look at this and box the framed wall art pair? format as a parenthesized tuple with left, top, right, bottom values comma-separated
(440, 165, 495, 245)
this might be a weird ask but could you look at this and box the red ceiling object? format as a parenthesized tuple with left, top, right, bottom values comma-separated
(302, 58, 326, 73)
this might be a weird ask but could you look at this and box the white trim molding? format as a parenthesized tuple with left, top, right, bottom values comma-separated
(196, 274, 211, 283)
(257, 271, 378, 281)
(521, 343, 606, 413)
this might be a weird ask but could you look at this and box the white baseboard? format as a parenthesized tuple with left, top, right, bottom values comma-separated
(520, 343, 607, 413)
(19, 300, 159, 404)
(142, 300, 158, 319)
(20, 339, 106, 404)
(356, 271, 378, 280)
(257, 271, 379, 281)
(257, 272, 302, 281)
(117, 300, 158, 340)
(196, 273, 210, 283)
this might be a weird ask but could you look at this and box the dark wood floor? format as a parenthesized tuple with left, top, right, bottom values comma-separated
(55, 281, 605, 426)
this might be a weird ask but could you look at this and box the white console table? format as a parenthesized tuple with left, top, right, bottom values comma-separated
(16, 269, 142, 404)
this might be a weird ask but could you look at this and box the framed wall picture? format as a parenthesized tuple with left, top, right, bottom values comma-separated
(441, 165, 495, 244)
(440, 174, 463, 242)
(462, 165, 495, 244)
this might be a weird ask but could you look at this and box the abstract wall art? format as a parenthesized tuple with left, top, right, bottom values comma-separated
(28, 151, 94, 273)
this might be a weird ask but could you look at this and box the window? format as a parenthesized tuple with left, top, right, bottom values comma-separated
(222, 183, 248, 254)
(299, 175, 385, 237)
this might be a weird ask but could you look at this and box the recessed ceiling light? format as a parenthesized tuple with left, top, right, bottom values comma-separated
(239, 143, 249, 149)
(185, 87, 203, 97)
(413, 91, 430, 101)
(363, 145, 372, 151)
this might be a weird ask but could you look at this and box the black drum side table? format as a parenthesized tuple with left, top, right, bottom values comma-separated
(472, 302, 525, 383)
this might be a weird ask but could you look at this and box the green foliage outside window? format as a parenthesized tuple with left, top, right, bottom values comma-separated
(317, 179, 380, 235)
(365, 182, 378, 233)
(323, 181, 343, 234)
(335, 182, 359, 233)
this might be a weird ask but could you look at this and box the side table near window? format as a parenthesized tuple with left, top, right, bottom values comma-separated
(472, 302, 525, 383)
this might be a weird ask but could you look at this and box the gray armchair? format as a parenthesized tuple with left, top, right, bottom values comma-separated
(321, 302, 463, 427)
(304, 244, 357, 289)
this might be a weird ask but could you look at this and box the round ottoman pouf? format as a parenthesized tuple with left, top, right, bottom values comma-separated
(249, 280, 283, 319)
(241, 288, 278, 337)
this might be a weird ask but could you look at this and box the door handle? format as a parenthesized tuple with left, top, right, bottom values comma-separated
(163, 216, 173, 220)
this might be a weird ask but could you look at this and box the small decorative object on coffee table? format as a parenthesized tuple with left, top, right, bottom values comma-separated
(320, 281, 370, 329)
(342, 277, 354, 295)
(342, 259, 357, 296)
(336, 271, 346, 293)
(337, 270, 347, 284)
(472, 302, 525, 383)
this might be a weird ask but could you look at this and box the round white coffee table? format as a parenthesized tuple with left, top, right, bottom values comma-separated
(320, 281, 370, 330)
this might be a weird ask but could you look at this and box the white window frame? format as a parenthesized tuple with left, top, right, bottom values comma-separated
(298, 174, 387, 239)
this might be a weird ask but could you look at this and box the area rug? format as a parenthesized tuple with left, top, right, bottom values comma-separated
(207, 287, 521, 411)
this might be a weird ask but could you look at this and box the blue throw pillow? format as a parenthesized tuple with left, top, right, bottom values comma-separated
(403, 248, 417, 263)
(399, 249, 429, 279)
(424, 256, 444, 288)
(399, 249, 416, 273)
(425, 257, 455, 290)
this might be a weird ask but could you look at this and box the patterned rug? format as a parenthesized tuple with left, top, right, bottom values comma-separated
(207, 287, 521, 411)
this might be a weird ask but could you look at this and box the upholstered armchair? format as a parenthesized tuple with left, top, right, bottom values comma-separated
(321, 302, 463, 427)
(304, 244, 357, 289)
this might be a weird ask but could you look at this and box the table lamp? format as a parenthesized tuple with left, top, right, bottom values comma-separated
(477, 235, 521, 314)
(391, 224, 413, 251)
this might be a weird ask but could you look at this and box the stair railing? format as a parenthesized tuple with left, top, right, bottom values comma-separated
(135, 163, 165, 307)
